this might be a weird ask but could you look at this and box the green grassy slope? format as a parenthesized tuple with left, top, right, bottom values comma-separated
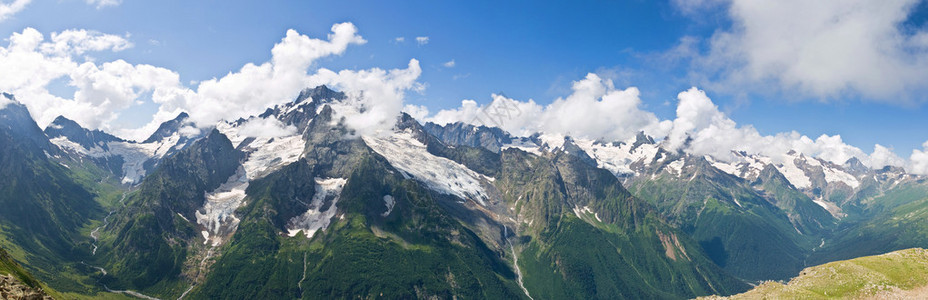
(191, 152, 526, 299)
(628, 159, 826, 281)
(812, 182, 928, 265)
(500, 150, 749, 299)
(704, 248, 928, 299)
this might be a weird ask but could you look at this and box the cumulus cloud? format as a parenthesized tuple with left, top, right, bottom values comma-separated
(181, 23, 367, 127)
(41, 29, 133, 55)
(425, 73, 671, 142)
(868, 144, 906, 169)
(235, 117, 296, 138)
(677, 0, 928, 102)
(402, 104, 430, 121)
(910, 141, 928, 175)
(86, 0, 121, 9)
(1, 23, 425, 142)
(0, 27, 179, 137)
(178, 125, 201, 138)
(309, 59, 424, 136)
(426, 80, 914, 171)
(0, 92, 12, 109)
(443, 59, 455, 68)
(0, 0, 30, 22)
(662, 87, 915, 171)
(393, 37, 405, 43)
(415, 36, 429, 45)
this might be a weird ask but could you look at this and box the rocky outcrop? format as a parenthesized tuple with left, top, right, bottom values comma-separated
(0, 274, 52, 300)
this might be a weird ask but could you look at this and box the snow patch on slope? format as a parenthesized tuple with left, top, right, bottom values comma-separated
(287, 177, 347, 238)
(666, 158, 685, 177)
(776, 158, 812, 189)
(196, 167, 248, 247)
(572, 205, 602, 222)
(363, 130, 492, 205)
(813, 198, 846, 219)
(193, 117, 307, 246)
(822, 164, 860, 188)
(502, 137, 542, 155)
(382, 195, 395, 217)
(49, 133, 183, 184)
(573, 137, 659, 176)
(217, 119, 304, 180)
(706, 156, 738, 176)
(537, 133, 566, 151)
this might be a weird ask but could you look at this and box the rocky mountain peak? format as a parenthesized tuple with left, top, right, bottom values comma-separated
(295, 85, 347, 104)
(44, 116, 124, 150)
(142, 112, 192, 144)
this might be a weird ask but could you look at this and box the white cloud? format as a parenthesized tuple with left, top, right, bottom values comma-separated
(868, 144, 906, 169)
(679, 0, 928, 102)
(308, 59, 424, 136)
(394, 37, 405, 43)
(0, 92, 12, 109)
(425, 73, 670, 142)
(183, 23, 367, 127)
(443, 59, 455, 68)
(41, 29, 132, 55)
(0, 0, 30, 22)
(178, 125, 201, 138)
(416, 36, 429, 45)
(910, 141, 928, 175)
(0, 23, 425, 142)
(86, 0, 121, 9)
(403, 104, 429, 121)
(235, 117, 296, 138)
(662, 87, 913, 170)
(0, 27, 173, 136)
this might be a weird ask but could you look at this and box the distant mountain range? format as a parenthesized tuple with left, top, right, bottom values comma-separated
(1, 85, 927, 299)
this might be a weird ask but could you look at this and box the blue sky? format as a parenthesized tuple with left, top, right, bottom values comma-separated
(2, 0, 928, 160)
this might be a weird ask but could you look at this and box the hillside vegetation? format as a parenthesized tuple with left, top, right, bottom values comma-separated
(703, 248, 928, 299)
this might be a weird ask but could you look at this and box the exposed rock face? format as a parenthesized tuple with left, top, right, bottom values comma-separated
(0, 274, 52, 300)
(423, 121, 512, 153)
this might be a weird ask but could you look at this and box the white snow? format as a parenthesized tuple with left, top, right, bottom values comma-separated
(286, 177, 347, 238)
(537, 133, 566, 151)
(706, 155, 739, 176)
(822, 165, 860, 188)
(381, 195, 395, 217)
(363, 130, 492, 205)
(217, 120, 305, 180)
(49, 133, 183, 184)
(283, 100, 312, 115)
(804, 155, 822, 166)
(666, 158, 685, 177)
(812, 199, 829, 210)
(192, 118, 308, 245)
(572, 137, 659, 177)
(776, 157, 812, 189)
(502, 137, 542, 155)
(705, 152, 772, 180)
(572, 205, 601, 222)
(195, 167, 249, 246)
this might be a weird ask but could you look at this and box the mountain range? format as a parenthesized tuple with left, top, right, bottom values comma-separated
(1, 86, 927, 299)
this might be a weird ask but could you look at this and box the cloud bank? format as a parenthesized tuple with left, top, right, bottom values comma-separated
(0, 23, 423, 141)
(676, 0, 928, 102)
(421, 77, 928, 174)
(425, 73, 671, 142)
(2, 21, 926, 175)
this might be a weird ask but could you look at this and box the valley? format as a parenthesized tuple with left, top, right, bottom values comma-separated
(0, 86, 926, 299)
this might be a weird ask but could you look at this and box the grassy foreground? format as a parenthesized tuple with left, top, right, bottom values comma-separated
(701, 248, 928, 299)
